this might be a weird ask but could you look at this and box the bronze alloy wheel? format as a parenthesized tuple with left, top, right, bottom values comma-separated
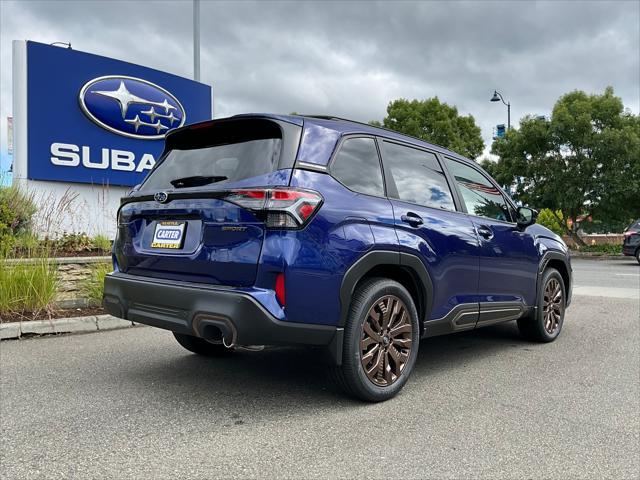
(543, 278, 563, 334)
(360, 295, 413, 387)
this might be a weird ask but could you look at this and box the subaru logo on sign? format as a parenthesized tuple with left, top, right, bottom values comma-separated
(79, 75, 186, 140)
(154, 191, 169, 203)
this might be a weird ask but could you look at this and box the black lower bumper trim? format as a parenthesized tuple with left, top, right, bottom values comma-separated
(103, 273, 342, 361)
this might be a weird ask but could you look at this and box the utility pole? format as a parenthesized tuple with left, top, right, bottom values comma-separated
(193, 0, 201, 82)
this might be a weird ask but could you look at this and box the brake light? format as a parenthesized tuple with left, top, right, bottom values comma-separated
(223, 188, 323, 229)
(275, 273, 285, 306)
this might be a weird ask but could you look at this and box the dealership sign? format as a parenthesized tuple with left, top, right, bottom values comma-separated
(24, 41, 211, 186)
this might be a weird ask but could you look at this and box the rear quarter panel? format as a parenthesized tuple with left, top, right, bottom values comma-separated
(262, 169, 397, 326)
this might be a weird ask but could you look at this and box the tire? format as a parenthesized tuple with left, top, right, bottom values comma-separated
(173, 332, 234, 356)
(517, 268, 566, 342)
(635, 249, 640, 265)
(333, 277, 420, 402)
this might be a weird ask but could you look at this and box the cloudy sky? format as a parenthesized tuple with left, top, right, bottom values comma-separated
(1, 0, 638, 175)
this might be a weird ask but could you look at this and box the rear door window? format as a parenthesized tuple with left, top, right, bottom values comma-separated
(331, 137, 385, 197)
(381, 141, 455, 210)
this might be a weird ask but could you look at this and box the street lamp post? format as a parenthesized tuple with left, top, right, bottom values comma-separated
(193, 0, 200, 82)
(490, 90, 511, 130)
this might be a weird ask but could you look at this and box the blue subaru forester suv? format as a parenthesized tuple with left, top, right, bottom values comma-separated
(104, 114, 572, 402)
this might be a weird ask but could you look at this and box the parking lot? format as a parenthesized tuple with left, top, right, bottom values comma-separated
(1, 258, 638, 479)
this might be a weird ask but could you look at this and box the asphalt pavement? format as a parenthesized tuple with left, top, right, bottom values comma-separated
(1, 259, 638, 479)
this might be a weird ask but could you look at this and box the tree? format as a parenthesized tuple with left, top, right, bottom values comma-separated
(490, 87, 640, 245)
(536, 209, 566, 236)
(372, 98, 485, 158)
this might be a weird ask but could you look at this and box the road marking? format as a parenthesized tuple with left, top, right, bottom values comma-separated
(573, 286, 639, 300)
(615, 273, 640, 276)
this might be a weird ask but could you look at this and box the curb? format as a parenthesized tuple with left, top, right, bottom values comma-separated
(5, 256, 111, 265)
(0, 314, 138, 340)
(569, 253, 631, 260)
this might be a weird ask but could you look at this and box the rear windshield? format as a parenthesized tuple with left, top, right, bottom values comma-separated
(140, 118, 296, 192)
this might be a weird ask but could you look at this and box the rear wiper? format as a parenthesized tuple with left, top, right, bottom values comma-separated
(170, 175, 228, 188)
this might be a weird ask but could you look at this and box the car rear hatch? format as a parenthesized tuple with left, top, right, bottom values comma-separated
(113, 117, 304, 287)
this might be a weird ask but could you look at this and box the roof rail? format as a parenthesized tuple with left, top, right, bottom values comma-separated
(301, 115, 370, 125)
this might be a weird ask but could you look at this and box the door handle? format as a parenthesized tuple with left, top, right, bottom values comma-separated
(401, 212, 424, 227)
(476, 225, 494, 240)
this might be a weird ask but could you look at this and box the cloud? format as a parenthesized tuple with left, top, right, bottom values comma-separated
(1, 0, 638, 166)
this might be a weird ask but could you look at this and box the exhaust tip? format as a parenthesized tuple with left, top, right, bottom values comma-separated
(192, 313, 237, 345)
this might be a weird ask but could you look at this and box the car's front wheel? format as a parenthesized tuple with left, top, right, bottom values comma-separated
(635, 248, 640, 265)
(333, 278, 420, 402)
(517, 268, 566, 342)
(173, 332, 234, 356)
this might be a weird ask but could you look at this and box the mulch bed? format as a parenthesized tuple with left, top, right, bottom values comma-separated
(0, 306, 106, 324)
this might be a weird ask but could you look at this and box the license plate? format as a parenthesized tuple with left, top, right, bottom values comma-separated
(151, 221, 186, 249)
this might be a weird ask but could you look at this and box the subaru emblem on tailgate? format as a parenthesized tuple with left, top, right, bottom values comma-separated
(154, 191, 169, 203)
(79, 75, 186, 140)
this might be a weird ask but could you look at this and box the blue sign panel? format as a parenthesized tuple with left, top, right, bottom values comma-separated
(26, 41, 212, 186)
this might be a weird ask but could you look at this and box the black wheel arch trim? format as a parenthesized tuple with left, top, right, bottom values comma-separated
(539, 250, 569, 274)
(338, 250, 434, 327)
(538, 250, 572, 306)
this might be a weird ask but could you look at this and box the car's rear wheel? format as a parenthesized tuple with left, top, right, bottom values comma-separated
(635, 248, 640, 265)
(517, 268, 566, 342)
(173, 332, 234, 356)
(333, 277, 420, 402)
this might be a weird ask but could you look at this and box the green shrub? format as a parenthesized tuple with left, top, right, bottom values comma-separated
(0, 185, 37, 256)
(0, 256, 58, 318)
(537, 209, 566, 236)
(0, 185, 37, 234)
(92, 234, 112, 254)
(56, 232, 92, 253)
(572, 244, 622, 255)
(82, 262, 112, 306)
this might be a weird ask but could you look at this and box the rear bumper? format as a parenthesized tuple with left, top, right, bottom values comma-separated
(622, 245, 636, 256)
(103, 272, 343, 363)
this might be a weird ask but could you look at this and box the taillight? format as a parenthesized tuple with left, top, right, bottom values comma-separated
(223, 188, 322, 229)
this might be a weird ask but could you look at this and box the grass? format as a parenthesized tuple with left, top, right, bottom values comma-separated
(91, 234, 112, 255)
(0, 255, 58, 319)
(82, 262, 112, 306)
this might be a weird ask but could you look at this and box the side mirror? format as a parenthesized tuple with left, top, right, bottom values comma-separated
(516, 206, 538, 230)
